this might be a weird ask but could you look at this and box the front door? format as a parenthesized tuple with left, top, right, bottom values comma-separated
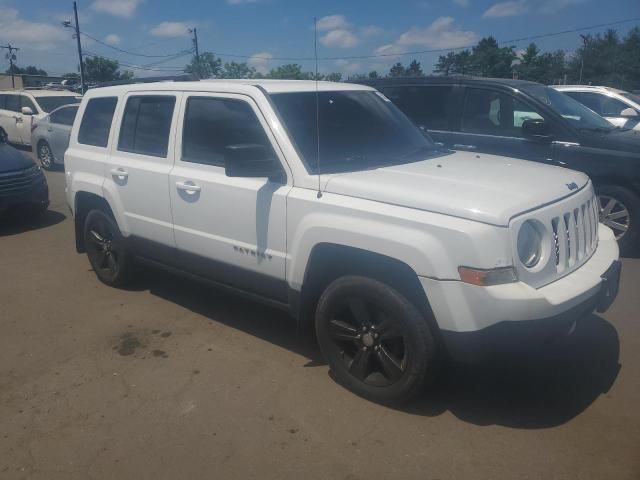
(169, 93, 290, 302)
(1, 94, 22, 143)
(103, 92, 179, 261)
(445, 87, 554, 164)
(17, 95, 37, 144)
(48, 106, 78, 161)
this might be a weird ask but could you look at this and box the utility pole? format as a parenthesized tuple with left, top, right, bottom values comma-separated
(0, 44, 19, 88)
(579, 34, 588, 85)
(63, 2, 85, 93)
(190, 28, 200, 79)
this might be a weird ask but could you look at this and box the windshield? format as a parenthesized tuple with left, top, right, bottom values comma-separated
(36, 96, 82, 113)
(521, 84, 614, 131)
(622, 92, 640, 106)
(270, 90, 439, 174)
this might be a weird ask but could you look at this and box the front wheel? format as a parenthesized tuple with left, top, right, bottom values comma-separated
(37, 141, 54, 170)
(315, 275, 438, 404)
(83, 209, 133, 287)
(596, 186, 639, 255)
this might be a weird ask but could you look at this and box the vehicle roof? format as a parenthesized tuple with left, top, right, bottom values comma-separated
(0, 89, 80, 97)
(84, 79, 375, 97)
(553, 85, 626, 94)
(352, 75, 543, 89)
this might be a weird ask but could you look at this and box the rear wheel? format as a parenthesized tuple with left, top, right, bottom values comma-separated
(596, 186, 639, 255)
(37, 141, 53, 170)
(83, 209, 133, 287)
(0, 128, 7, 144)
(315, 275, 438, 404)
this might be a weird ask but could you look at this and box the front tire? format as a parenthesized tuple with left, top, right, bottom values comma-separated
(315, 275, 438, 404)
(37, 141, 54, 170)
(83, 209, 133, 287)
(596, 185, 639, 255)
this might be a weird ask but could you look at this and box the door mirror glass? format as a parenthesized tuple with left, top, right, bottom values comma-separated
(620, 107, 638, 118)
(522, 119, 552, 142)
(21, 106, 33, 116)
(224, 144, 283, 180)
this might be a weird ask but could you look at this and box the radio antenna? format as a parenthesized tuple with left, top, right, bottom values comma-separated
(314, 17, 322, 199)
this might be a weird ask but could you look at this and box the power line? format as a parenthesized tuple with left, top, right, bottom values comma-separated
(80, 31, 192, 58)
(82, 51, 190, 72)
(202, 16, 640, 62)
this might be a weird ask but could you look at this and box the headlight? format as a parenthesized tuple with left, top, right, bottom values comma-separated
(517, 220, 544, 268)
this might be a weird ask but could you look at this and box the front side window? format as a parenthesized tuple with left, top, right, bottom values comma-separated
(5, 95, 20, 112)
(270, 90, 438, 174)
(118, 95, 176, 157)
(78, 97, 118, 147)
(50, 105, 79, 126)
(182, 96, 276, 167)
(36, 96, 81, 113)
(382, 85, 455, 130)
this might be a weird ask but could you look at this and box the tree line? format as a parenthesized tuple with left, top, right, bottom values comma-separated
(6, 27, 639, 90)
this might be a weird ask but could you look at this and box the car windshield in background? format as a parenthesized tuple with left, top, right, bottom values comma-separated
(521, 84, 615, 131)
(270, 90, 439, 174)
(37, 96, 82, 113)
(621, 92, 640, 105)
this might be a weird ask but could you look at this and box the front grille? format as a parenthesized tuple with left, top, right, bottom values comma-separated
(550, 196, 599, 273)
(0, 166, 40, 197)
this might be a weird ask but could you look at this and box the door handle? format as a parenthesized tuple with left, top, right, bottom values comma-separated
(453, 143, 477, 150)
(176, 181, 201, 193)
(110, 168, 129, 180)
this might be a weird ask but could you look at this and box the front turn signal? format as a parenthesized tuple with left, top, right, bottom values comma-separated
(458, 266, 518, 286)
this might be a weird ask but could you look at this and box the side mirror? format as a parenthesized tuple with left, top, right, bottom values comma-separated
(522, 119, 552, 142)
(620, 107, 638, 118)
(21, 106, 34, 116)
(224, 144, 283, 180)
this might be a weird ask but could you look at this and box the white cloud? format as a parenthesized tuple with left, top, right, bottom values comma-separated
(335, 59, 364, 75)
(483, 1, 529, 18)
(248, 52, 272, 74)
(453, 0, 470, 6)
(0, 8, 67, 51)
(91, 0, 143, 18)
(320, 29, 358, 49)
(379, 16, 477, 55)
(149, 21, 191, 38)
(104, 34, 122, 46)
(316, 15, 350, 32)
(361, 25, 384, 37)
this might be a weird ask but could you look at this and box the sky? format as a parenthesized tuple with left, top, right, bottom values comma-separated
(1, 0, 638, 78)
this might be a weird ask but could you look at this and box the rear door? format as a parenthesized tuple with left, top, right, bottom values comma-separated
(48, 105, 78, 161)
(446, 87, 554, 162)
(104, 92, 179, 261)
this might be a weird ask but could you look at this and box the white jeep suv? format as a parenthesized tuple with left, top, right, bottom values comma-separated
(65, 80, 621, 403)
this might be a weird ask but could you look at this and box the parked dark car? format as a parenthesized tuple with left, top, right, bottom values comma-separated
(359, 77, 640, 253)
(0, 139, 49, 218)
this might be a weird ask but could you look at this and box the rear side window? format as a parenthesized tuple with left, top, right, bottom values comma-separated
(182, 97, 275, 167)
(5, 94, 20, 112)
(0, 94, 6, 109)
(78, 97, 118, 147)
(383, 85, 455, 130)
(118, 95, 176, 157)
(50, 106, 78, 126)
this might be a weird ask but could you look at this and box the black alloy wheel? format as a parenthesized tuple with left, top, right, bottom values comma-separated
(84, 209, 132, 287)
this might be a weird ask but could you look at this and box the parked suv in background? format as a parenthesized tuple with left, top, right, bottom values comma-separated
(553, 85, 640, 131)
(0, 89, 81, 146)
(31, 104, 80, 169)
(360, 77, 640, 253)
(65, 80, 620, 403)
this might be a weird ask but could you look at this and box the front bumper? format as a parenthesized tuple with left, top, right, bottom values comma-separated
(421, 225, 620, 360)
(0, 172, 49, 213)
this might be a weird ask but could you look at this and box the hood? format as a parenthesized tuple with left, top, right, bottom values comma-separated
(0, 143, 35, 173)
(582, 127, 640, 153)
(323, 151, 590, 226)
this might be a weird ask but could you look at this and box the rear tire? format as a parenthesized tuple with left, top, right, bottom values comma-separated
(83, 209, 133, 287)
(315, 275, 438, 404)
(596, 185, 639, 255)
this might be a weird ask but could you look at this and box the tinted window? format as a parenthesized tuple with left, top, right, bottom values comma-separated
(50, 105, 79, 126)
(5, 95, 20, 112)
(182, 97, 275, 167)
(0, 94, 5, 109)
(383, 85, 455, 130)
(118, 96, 175, 157)
(574, 92, 629, 117)
(271, 91, 438, 174)
(37, 96, 81, 113)
(78, 97, 118, 147)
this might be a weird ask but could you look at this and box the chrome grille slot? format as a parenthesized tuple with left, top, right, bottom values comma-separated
(552, 196, 598, 273)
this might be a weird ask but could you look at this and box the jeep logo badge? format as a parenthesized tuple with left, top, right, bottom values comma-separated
(566, 182, 579, 191)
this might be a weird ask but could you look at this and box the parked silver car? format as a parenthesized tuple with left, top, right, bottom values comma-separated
(31, 104, 79, 169)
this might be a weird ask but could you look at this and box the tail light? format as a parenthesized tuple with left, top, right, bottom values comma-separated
(31, 121, 38, 133)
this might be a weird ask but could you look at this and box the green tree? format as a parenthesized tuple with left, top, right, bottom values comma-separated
(185, 52, 222, 79)
(266, 64, 313, 79)
(388, 62, 407, 77)
(469, 37, 516, 77)
(434, 50, 472, 76)
(84, 56, 133, 83)
(5, 65, 48, 76)
(368, 70, 379, 79)
(324, 72, 342, 82)
(220, 61, 257, 79)
(406, 59, 424, 77)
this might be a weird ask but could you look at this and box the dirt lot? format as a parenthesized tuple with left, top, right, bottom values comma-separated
(1, 157, 639, 480)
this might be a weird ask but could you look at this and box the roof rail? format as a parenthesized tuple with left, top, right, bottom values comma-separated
(95, 75, 198, 88)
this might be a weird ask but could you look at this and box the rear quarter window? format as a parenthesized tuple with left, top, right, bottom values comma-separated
(78, 97, 118, 148)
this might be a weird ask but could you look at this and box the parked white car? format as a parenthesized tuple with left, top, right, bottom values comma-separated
(65, 80, 620, 403)
(554, 85, 640, 130)
(31, 104, 80, 169)
(0, 89, 81, 145)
